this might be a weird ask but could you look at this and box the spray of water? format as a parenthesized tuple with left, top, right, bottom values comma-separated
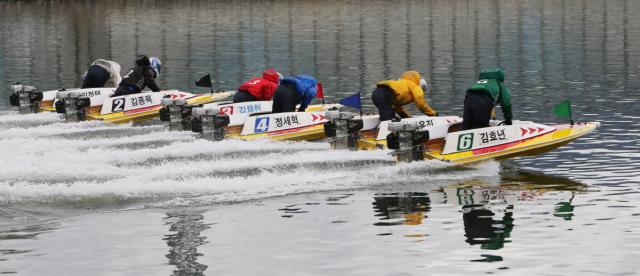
(0, 112, 500, 207)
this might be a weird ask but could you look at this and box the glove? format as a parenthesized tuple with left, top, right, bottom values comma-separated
(504, 119, 512, 125)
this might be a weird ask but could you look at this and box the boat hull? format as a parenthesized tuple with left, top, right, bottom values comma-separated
(425, 122, 599, 165)
(221, 104, 341, 142)
(88, 92, 232, 124)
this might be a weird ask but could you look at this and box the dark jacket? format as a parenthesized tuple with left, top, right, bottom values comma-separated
(119, 65, 160, 93)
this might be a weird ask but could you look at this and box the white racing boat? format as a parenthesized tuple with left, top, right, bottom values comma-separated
(159, 99, 341, 141)
(53, 88, 233, 124)
(323, 111, 463, 151)
(323, 110, 599, 165)
(8, 83, 233, 124)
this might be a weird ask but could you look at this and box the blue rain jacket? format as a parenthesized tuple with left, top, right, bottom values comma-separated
(280, 74, 317, 111)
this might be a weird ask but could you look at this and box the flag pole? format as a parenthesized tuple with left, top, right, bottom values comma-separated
(209, 73, 214, 94)
(569, 102, 574, 126)
(358, 92, 363, 117)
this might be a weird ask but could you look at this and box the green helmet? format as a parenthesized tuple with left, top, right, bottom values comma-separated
(478, 68, 504, 82)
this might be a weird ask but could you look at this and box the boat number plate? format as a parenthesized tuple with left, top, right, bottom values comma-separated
(112, 98, 125, 112)
(457, 133, 474, 151)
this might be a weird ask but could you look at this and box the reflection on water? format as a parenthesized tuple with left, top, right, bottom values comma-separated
(554, 194, 576, 221)
(370, 172, 587, 262)
(500, 169, 590, 192)
(462, 203, 514, 250)
(501, 169, 585, 221)
(445, 178, 517, 251)
(372, 192, 431, 226)
(163, 210, 209, 276)
(443, 174, 585, 260)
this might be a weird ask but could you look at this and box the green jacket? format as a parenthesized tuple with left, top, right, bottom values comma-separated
(467, 68, 513, 121)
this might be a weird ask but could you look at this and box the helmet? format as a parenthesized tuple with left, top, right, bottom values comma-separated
(419, 78, 428, 92)
(150, 57, 162, 77)
(262, 68, 282, 84)
(135, 55, 150, 66)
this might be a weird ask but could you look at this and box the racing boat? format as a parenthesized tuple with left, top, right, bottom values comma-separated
(323, 110, 463, 151)
(323, 110, 599, 165)
(161, 100, 342, 141)
(8, 83, 232, 123)
(422, 121, 599, 165)
(54, 87, 232, 123)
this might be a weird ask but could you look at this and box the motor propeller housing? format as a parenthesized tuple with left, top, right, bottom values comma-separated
(387, 121, 430, 163)
(160, 97, 193, 131)
(191, 106, 230, 141)
(55, 90, 91, 122)
(9, 83, 42, 114)
(324, 110, 364, 150)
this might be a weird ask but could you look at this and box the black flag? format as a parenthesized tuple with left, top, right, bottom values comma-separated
(195, 74, 212, 88)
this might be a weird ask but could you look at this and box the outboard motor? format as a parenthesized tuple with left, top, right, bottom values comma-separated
(191, 106, 230, 141)
(9, 83, 42, 114)
(387, 121, 430, 163)
(191, 107, 204, 133)
(55, 91, 91, 122)
(324, 110, 363, 150)
(160, 98, 192, 131)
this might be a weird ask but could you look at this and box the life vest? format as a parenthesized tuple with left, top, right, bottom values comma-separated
(238, 77, 278, 101)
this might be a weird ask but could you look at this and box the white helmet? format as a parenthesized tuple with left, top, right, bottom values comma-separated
(150, 57, 162, 77)
(277, 72, 283, 84)
(419, 78, 428, 92)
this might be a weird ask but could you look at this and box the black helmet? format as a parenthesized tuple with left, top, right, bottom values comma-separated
(135, 55, 151, 66)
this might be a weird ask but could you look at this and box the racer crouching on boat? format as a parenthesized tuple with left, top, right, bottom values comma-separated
(81, 59, 122, 89)
(113, 55, 162, 97)
(271, 74, 318, 113)
(462, 68, 513, 130)
(371, 70, 437, 121)
(233, 68, 283, 103)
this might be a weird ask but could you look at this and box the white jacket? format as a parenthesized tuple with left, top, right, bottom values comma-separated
(83, 59, 122, 88)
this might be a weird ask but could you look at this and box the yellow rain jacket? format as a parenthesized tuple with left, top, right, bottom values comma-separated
(376, 71, 437, 117)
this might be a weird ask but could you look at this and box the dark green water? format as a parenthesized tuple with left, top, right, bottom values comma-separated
(0, 0, 639, 275)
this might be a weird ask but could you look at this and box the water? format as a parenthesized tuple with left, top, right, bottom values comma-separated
(1, 0, 639, 275)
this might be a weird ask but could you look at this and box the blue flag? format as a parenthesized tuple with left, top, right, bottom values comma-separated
(339, 92, 362, 109)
